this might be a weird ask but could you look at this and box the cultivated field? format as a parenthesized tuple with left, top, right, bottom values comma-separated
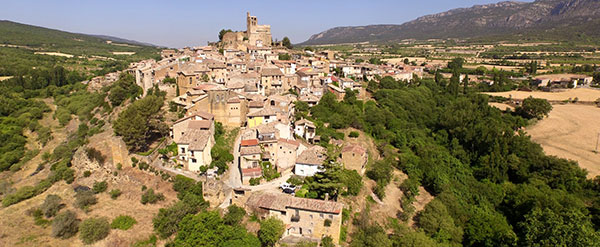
(527, 104, 600, 178)
(486, 88, 600, 102)
(34, 52, 74, 58)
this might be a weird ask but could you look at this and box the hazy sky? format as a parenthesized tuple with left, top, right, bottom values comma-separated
(0, 0, 529, 48)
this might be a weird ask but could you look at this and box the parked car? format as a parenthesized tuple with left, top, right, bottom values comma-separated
(280, 183, 296, 190)
(282, 187, 295, 194)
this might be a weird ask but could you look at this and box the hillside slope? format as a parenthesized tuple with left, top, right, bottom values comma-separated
(301, 0, 600, 45)
(0, 20, 159, 56)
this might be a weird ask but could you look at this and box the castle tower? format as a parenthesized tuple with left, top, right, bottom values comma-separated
(247, 12, 257, 35)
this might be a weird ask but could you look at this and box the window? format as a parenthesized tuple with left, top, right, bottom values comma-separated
(191, 158, 197, 163)
(320, 213, 323, 218)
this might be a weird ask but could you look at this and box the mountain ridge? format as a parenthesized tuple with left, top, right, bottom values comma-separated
(301, 0, 600, 45)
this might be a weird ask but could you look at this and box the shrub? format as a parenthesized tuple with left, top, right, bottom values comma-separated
(74, 190, 97, 209)
(109, 189, 122, 199)
(286, 176, 304, 186)
(116, 163, 122, 170)
(83, 170, 91, 177)
(141, 189, 165, 204)
(224, 205, 246, 225)
(111, 215, 137, 230)
(321, 235, 334, 247)
(79, 217, 110, 244)
(2, 185, 38, 207)
(324, 219, 332, 227)
(249, 177, 261, 186)
(85, 147, 106, 164)
(41, 194, 63, 218)
(133, 235, 158, 247)
(28, 208, 51, 226)
(51, 210, 79, 239)
(138, 162, 149, 171)
(349, 131, 360, 138)
(92, 181, 108, 194)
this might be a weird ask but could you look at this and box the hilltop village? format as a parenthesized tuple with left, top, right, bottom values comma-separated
(122, 12, 424, 244)
(2, 2, 600, 247)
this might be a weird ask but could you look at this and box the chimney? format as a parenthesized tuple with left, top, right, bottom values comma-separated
(324, 193, 329, 201)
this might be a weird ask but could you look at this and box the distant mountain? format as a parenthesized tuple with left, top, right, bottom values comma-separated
(87, 34, 158, 47)
(0, 20, 160, 55)
(301, 0, 600, 45)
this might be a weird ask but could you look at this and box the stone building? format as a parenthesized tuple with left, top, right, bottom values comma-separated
(222, 12, 272, 50)
(341, 144, 368, 175)
(246, 192, 344, 244)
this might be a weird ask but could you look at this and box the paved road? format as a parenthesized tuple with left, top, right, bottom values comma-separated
(227, 131, 243, 188)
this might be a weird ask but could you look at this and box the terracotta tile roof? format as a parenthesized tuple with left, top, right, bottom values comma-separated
(342, 144, 366, 155)
(173, 112, 214, 124)
(247, 192, 343, 214)
(296, 146, 326, 166)
(278, 138, 299, 148)
(240, 146, 262, 156)
(193, 83, 227, 91)
(241, 139, 259, 146)
(178, 129, 211, 151)
(247, 107, 277, 117)
(295, 119, 315, 128)
(242, 167, 262, 177)
(248, 100, 264, 108)
(299, 94, 320, 103)
(261, 67, 284, 76)
(187, 120, 212, 129)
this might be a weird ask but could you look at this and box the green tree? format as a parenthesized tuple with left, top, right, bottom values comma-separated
(417, 199, 463, 245)
(223, 205, 246, 225)
(174, 210, 260, 247)
(462, 74, 469, 94)
(153, 201, 199, 238)
(516, 96, 552, 120)
(219, 29, 233, 41)
(113, 95, 167, 151)
(464, 206, 517, 247)
(278, 53, 291, 60)
(282, 37, 292, 49)
(259, 217, 285, 246)
(520, 207, 600, 246)
(447, 57, 465, 71)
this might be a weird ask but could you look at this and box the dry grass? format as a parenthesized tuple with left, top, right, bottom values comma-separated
(0, 99, 178, 246)
(488, 102, 514, 111)
(485, 88, 600, 102)
(527, 104, 600, 178)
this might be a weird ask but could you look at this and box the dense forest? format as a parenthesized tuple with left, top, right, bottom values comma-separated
(299, 73, 600, 246)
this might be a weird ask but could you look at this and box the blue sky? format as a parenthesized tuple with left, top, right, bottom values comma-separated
(0, 0, 529, 48)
